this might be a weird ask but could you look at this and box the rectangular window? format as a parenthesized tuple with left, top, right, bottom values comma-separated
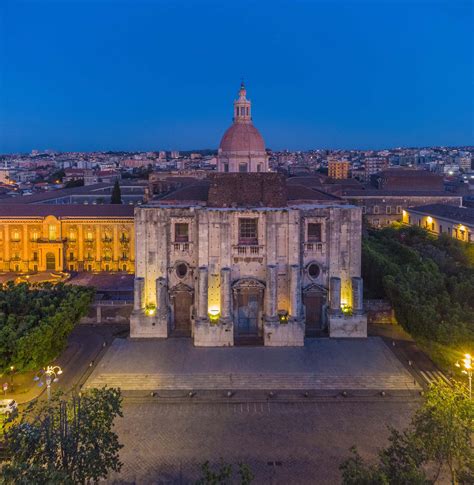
(440, 225, 443, 233)
(239, 163, 248, 173)
(431, 222, 435, 231)
(257, 164, 262, 172)
(386, 206, 392, 214)
(175, 223, 189, 242)
(32, 252, 38, 261)
(307, 223, 322, 242)
(48, 225, 57, 241)
(223, 163, 229, 173)
(361, 206, 366, 214)
(239, 218, 258, 245)
(373, 205, 380, 214)
(69, 252, 74, 261)
(396, 206, 402, 214)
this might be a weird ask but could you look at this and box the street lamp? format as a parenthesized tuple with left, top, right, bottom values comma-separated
(456, 354, 472, 399)
(33, 365, 63, 400)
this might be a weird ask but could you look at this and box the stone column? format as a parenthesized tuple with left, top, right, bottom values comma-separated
(265, 264, 278, 322)
(289, 264, 301, 320)
(156, 277, 168, 318)
(133, 277, 145, 311)
(220, 267, 232, 323)
(198, 266, 208, 320)
(351, 277, 364, 314)
(329, 277, 342, 314)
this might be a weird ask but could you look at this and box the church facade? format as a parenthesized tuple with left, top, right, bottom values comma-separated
(130, 84, 367, 346)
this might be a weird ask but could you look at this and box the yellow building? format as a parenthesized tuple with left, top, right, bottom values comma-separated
(0, 205, 135, 273)
(328, 159, 350, 179)
(403, 204, 473, 243)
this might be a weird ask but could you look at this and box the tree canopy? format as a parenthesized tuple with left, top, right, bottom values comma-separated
(1, 387, 123, 484)
(362, 225, 474, 349)
(110, 179, 122, 204)
(340, 381, 474, 484)
(0, 282, 94, 372)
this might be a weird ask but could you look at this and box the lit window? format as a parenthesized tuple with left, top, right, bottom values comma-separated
(31, 230, 39, 241)
(86, 230, 93, 241)
(69, 229, 76, 241)
(239, 218, 258, 245)
(307, 223, 322, 242)
(175, 223, 189, 242)
(48, 225, 57, 241)
(11, 230, 20, 242)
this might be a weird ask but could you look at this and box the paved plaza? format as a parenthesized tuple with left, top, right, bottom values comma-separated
(109, 398, 419, 484)
(85, 337, 419, 391)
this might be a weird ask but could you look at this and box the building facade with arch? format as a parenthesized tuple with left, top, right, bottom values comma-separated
(0, 205, 135, 273)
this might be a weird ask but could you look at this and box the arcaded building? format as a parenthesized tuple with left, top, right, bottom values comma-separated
(0, 205, 135, 273)
(131, 85, 367, 346)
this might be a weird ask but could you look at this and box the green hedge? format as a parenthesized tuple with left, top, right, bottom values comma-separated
(0, 282, 95, 372)
(362, 224, 474, 347)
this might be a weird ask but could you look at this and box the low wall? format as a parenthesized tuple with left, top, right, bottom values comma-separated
(80, 302, 133, 324)
(365, 299, 397, 325)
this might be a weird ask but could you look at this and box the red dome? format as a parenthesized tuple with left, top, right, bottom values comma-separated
(219, 123, 265, 153)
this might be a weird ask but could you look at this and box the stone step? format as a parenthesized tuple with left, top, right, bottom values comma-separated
(84, 372, 419, 391)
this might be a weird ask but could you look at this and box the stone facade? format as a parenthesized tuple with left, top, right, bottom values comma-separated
(130, 201, 367, 345)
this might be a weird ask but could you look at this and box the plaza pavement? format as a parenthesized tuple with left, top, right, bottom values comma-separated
(109, 399, 419, 484)
(85, 336, 420, 392)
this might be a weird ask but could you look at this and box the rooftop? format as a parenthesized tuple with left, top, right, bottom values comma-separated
(408, 204, 474, 225)
(0, 204, 134, 218)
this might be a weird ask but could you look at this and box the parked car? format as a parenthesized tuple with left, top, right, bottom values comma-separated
(0, 399, 17, 417)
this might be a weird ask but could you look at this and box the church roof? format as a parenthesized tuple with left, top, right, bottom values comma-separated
(219, 122, 265, 153)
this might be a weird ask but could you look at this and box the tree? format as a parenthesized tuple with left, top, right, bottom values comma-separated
(196, 460, 254, 484)
(110, 179, 122, 204)
(1, 387, 123, 484)
(0, 282, 95, 372)
(340, 381, 474, 484)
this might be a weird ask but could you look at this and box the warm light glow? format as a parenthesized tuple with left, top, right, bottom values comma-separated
(208, 307, 220, 323)
(427, 216, 433, 224)
(459, 225, 466, 232)
(145, 304, 156, 317)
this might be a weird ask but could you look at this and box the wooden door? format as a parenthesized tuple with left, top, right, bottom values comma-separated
(237, 290, 259, 335)
(173, 291, 192, 335)
(304, 292, 324, 335)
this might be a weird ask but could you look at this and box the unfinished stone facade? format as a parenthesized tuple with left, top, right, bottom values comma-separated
(130, 200, 367, 345)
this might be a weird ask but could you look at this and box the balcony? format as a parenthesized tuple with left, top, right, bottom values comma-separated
(233, 245, 263, 255)
(173, 242, 192, 252)
(304, 242, 323, 253)
(102, 236, 113, 243)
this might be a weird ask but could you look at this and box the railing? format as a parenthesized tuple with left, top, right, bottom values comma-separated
(173, 242, 192, 252)
(304, 242, 323, 252)
(233, 245, 263, 255)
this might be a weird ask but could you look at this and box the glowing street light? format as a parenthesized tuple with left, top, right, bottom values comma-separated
(33, 365, 63, 400)
(456, 354, 472, 399)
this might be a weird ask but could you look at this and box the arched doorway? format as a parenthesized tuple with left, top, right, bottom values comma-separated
(46, 252, 56, 271)
(303, 285, 327, 337)
(170, 283, 193, 337)
(232, 278, 265, 339)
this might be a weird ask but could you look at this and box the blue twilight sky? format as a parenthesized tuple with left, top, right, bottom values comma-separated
(0, 0, 473, 153)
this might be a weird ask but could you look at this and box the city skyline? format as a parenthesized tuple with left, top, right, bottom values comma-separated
(0, 0, 473, 153)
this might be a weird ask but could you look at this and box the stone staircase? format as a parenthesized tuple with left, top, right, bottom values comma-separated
(84, 372, 419, 391)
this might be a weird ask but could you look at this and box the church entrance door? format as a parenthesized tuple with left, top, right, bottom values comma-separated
(172, 290, 192, 337)
(303, 290, 326, 337)
(236, 289, 260, 336)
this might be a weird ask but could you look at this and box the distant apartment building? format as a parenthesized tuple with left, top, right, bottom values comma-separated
(328, 159, 350, 179)
(364, 157, 388, 181)
(170, 151, 180, 159)
(403, 204, 474, 243)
